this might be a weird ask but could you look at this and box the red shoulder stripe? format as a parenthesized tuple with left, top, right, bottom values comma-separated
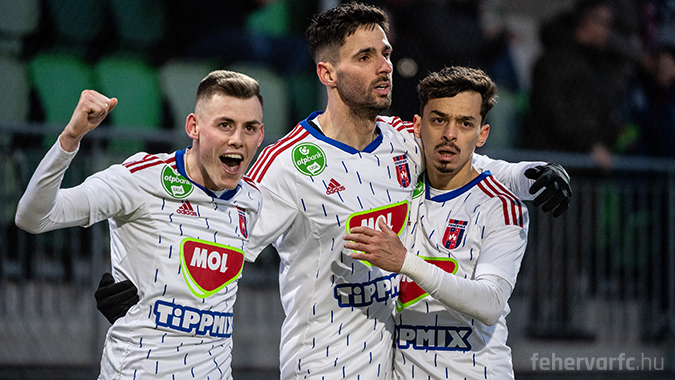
(241, 175, 259, 191)
(485, 176, 524, 227)
(247, 125, 310, 183)
(124, 155, 176, 173)
(477, 176, 524, 227)
(247, 125, 304, 179)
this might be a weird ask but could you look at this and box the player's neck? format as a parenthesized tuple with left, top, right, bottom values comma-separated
(429, 164, 479, 191)
(318, 104, 379, 151)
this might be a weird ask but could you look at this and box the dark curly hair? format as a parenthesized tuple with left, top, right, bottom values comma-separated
(417, 66, 498, 124)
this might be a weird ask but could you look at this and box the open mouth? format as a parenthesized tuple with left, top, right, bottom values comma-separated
(374, 82, 390, 93)
(220, 154, 243, 173)
(438, 151, 456, 157)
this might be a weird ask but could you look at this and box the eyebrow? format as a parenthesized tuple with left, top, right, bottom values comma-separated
(217, 116, 262, 126)
(429, 110, 477, 122)
(353, 44, 392, 58)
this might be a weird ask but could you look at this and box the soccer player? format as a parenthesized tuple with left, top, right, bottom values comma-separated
(345, 66, 527, 379)
(15, 71, 265, 379)
(95, 2, 572, 379)
(243, 3, 559, 379)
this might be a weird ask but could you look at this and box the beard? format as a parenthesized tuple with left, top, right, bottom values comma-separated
(431, 141, 461, 174)
(336, 72, 392, 120)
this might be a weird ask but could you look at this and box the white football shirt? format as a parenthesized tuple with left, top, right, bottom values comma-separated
(247, 112, 421, 379)
(16, 143, 261, 379)
(246, 111, 540, 379)
(395, 171, 529, 380)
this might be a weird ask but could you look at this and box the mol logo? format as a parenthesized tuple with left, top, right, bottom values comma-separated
(397, 256, 458, 311)
(345, 201, 409, 264)
(180, 238, 244, 298)
(346, 200, 409, 237)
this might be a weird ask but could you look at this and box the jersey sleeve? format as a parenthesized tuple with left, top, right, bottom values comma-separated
(398, 195, 530, 325)
(400, 254, 512, 326)
(246, 183, 299, 262)
(472, 153, 544, 201)
(15, 142, 145, 233)
(473, 197, 529, 288)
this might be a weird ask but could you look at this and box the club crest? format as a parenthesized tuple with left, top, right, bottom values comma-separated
(442, 219, 468, 250)
(393, 155, 411, 188)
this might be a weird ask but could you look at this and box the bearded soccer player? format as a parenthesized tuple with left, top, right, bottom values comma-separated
(15, 71, 264, 379)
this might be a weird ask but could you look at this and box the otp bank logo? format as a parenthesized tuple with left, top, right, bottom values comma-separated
(180, 238, 244, 298)
(397, 257, 458, 311)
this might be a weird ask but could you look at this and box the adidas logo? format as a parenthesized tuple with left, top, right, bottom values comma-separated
(177, 201, 198, 216)
(326, 178, 345, 195)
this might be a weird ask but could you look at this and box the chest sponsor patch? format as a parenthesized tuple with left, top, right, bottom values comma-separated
(346, 200, 409, 237)
(346, 201, 409, 266)
(412, 176, 424, 199)
(292, 142, 326, 176)
(180, 238, 244, 298)
(397, 257, 458, 311)
(161, 165, 194, 199)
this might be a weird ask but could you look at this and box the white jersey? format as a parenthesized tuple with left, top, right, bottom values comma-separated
(245, 111, 539, 379)
(247, 112, 422, 380)
(395, 171, 528, 380)
(16, 143, 261, 379)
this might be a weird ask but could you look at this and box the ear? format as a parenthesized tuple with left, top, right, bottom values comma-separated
(412, 114, 422, 139)
(185, 113, 199, 140)
(257, 124, 265, 147)
(476, 124, 490, 147)
(316, 61, 336, 87)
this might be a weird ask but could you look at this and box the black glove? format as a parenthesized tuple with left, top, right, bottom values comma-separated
(95, 272, 140, 324)
(524, 162, 572, 218)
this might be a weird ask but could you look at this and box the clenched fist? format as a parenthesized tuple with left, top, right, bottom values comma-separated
(59, 90, 118, 152)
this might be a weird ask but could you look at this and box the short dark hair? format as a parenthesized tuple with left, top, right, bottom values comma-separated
(417, 66, 498, 124)
(305, 1, 389, 64)
(196, 70, 263, 110)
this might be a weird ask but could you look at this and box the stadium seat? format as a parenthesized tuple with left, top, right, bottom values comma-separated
(28, 53, 95, 146)
(0, 0, 39, 55)
(0, 55, 30, 122)
(94, 57, 163, 154)
(159, 59, 217, 129)
(227, 63, 290, 140)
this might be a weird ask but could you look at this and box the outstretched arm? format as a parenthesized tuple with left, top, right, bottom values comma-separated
(473, 154, 572, 217)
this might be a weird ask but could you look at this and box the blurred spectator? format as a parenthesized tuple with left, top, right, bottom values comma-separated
(156, 0, 314, 75)
(524, 0, 636, 170)
(638, 44, 675, 157)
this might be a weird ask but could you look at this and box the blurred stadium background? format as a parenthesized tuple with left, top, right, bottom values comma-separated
(1, 0, 674, 378)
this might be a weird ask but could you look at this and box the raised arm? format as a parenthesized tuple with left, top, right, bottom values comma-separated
(15, 90, 117, 233)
